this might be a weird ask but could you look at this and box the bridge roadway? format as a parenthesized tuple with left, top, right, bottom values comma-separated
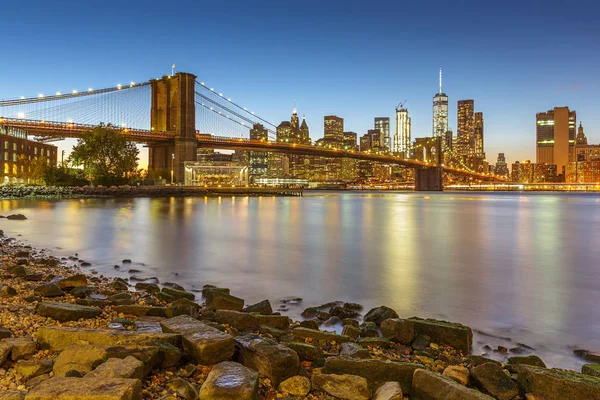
(0, 118, 500, 181)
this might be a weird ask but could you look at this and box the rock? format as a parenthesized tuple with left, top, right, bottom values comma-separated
(206, 291, 244, 311)
(467, 355, 502, 367)
(6, 214, 27, 220)
(199, 361, 258, 400)
(202, 286, 230, 298)
(412, 334, 431, 351)
(0, 391, 25, 400)
(256, 314, 290, 329)
(4, 337, 36, 360)
(33, 283, 64, 298)
(25, 273, 44, 281)
(507, 355, 546, 368)
(443, 365, 470, 385)
(70, 286, 98, 298)
(342, 324, 360, 339)
(166, 298, 198, 318)
(408, 317, 473, 353)
(16, 250, 30, 258)
(358, 337, 391, 348)
(243, 299, 273, 314)
(322, 356, 422, 393)
(56, 274, 88, 289)
(381, 318, 416, 345)
(0, 340, 12, 365)
(36, 302, 102, 322)
(301, 307, 318, 318)
(359, 321, 379, 338)
(11, 265, 27, 277)
(312, 372, 370, 400)
(286, 342, 323, 361)
(25, 377, 142, 400)
(412, 369, 494, 399)
(0, 285, 17, 297)
(583, 364, 600, 378)
(215, 310, 259, 330)
(108, 292, 133, 302)
(515, 364, 600, 400)
(160, 315, 234, 364)
(234, 334, 299, 385)
(329, 305, 360, 319)
(86, 356, 146, 379)
(160, 287, 195, 301)
(340, 342, 370, 359)
(364, 306, 399, 325)
(373, 381, 403, 400)
(15, 359, 53, 380)
(163, 282, 184, 290)
(574, 349, 600, 362)
(0, 327, 11, 339)
(167, 378, 198, 400)
(278, 375, 311, 396)
(114, 305, 167, 317)
(37, 326, 180, 351)
(299, 320, 319, 330)
(471, 362, 519, 400)
(122, 259, 132, 263)
(102, 345, 161, 374)
(134, 282, 160, 293)
(292, 327, 352, 343)
(53, 344, 109, 377)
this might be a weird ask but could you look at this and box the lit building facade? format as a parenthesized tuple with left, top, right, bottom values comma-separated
(495, 153, 509, 176)
(324, 115, 344, 148)
(474, 112, 484, 157)
(511, 161, 557, 183)
(566, 161, 600, 183)
(374, 117, 390, 151)
(457, 99, 475, 157)
(0, 126, 58, 183)
(249, 124, 268, 182)
(536, 107, 576, 177)
(432, 69, 448, 137)
(394, 107, 411, 155)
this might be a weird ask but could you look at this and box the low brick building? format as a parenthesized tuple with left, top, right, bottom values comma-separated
(0, 126, 58, 183)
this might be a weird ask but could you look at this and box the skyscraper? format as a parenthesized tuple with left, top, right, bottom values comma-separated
(474, 112, 484, 157)
(457, 99, 474, 157)
(248, 124, 269, 181)
(300, 115, 310, 144)
(374, 117, 390, 151)
(432, 68, 448, 137)
(394, 107, 411, 154)
(536, 107, 576, 175)
(495, 153, 509, 176)
(324, 115, 344, 148)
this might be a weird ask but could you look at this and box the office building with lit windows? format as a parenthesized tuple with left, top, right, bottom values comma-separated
(374, 117, 390, 151)
(457, 99, 475, 157)
(0, 126, 58, 183)
(323, 115, 344, 148)
(536, 107, 576, 177)
(394, 107, 411, 155)
(248, 123, 268, 182)
(432, 69, 448, 138)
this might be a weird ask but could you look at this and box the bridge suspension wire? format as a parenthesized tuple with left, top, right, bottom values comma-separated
(0, 82, 151, 107)
(195, 80, 277, 129)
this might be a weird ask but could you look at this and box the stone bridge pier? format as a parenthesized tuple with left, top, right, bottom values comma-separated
(414, 167, 443, 191)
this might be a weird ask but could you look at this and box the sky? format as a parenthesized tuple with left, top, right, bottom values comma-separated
(1, 0, 599, 168)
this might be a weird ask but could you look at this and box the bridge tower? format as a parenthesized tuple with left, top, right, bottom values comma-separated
(148, 72, 197, 183)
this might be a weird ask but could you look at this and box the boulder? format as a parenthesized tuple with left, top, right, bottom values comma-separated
(3, 337, 36, 361)
(443, 365, 470, 385)
(0, 285, 17, 298)
(0, 340, 12, 365)
(0, 391, 25, 400)
(342, 324, 360, 339)
(24, 377, 142, 400)
(412, 369, 494, 399)
(167, 378, 197, 400)
(160, 315, 234, 364)
(357, 337, 391, 348)
(15, 359, 53, 380)
(199, 361, 258, 400)
(408, 317, 473, 353)
(471, 362, 519, 400)
(56, 274, 88, 289)
(114, 305, 167, 317)
(103, 345, 161, 374)
(340, 342, 370, 359)
(53, 345, 109, 377)
(359, 321, 379, 337)
(507, 355, 546, 368)
(286, 342, 323, 361)
(70, 286, 98, 299)
(373, 381, 403, 400)
(6, 214, 27, 220)
(215, 310, 259, 331)
(37, 326, 180, 352)
(134, 282, 160, 293)
(34, 283, 64, 298)
(515, 364, 600, 400)
(291, 327, 352, 343)
(234, 334, 299, 386)
(364, 306, 399, 325)
(381, 318, 416, 345)
(160, 287, 195, 301)
(466, 355, 502, 368)
(312, 372, 370, 400)
(299, 319, 319, 330)
(322, 356, 421, 393)
(583, 364, 600, 378)
(243, 299, 273, 314)
(86, 356, 146, 380)
(202, 286, 231, 298)
(256, 314, 290, 330)
(166, 298, 198, 318)
(0, 327, 11, 339)
(278, 375, 311, 397)
(206, 292, 244, 311)
(36, 302, 102, 322)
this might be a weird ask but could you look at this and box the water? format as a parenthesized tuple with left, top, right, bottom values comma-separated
(1, 191, 599, 370)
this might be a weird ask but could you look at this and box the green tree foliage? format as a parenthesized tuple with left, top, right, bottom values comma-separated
(18, 155, 50, 185)
(43, 165, 89, 186)
(69, 124, 139, 186)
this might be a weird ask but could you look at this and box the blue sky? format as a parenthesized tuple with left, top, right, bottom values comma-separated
(1, 0, 599, 167)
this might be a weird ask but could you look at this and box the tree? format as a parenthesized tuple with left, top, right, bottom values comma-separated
(69, 124, 139, 186)
(18, 155, 49, 185)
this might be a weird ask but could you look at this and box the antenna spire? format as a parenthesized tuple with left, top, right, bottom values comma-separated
(439, 68, 442, 94)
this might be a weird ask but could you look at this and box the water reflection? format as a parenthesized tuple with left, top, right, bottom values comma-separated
(2, 192, 600, 369)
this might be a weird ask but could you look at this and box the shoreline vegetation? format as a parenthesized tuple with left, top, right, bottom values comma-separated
(0, 230, 600, 398)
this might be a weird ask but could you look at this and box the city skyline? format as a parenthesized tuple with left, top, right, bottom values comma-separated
(0, 0, 599, 168)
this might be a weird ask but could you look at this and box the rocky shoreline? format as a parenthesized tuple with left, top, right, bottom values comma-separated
(0, 185, 302, 200)
(1, 232, 600, 399)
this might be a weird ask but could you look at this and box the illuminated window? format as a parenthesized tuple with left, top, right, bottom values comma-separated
(3, 164, 8, 174)
(4, 142, 7, 149)
(12, 143, 16, 151)
(34, 148, 37, 155)
(12, 164, 17, 175)
(3, 152, 6, 161)
(12, 154, 16, 162)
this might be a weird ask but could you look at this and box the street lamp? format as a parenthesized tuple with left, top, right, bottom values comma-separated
(171, 153, 175, 185)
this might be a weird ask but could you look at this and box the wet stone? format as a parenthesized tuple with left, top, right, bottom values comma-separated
(278, 375, 311, 397)
(15, 359, 53, 380)
(25, 377, 142, 400)
(373, 381, 403, 400)
(312, 372, 370, 400)
(364, 306, 399, 325)
(36, 301, 102, 322)
(515, 364, 600, 400)
(412, 369, 494, 400)
(408, 317, 473, 353)
(292, 327, 352, 343)
(471, 362, 519, 400)
(381, 318, 416, 345)
(206, 291, 244, 311)
(286, 341, 323, 361)
(56, 274, 88, 289)
(199, 361, 258, 400)
(507, 355, 546, 368)
(242, 299, 273, 314)
(33, 283, 64, 298)
(340, 342, 370, 359)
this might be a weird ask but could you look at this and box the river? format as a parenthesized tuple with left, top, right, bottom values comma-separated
(1, 191, 599, 370)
